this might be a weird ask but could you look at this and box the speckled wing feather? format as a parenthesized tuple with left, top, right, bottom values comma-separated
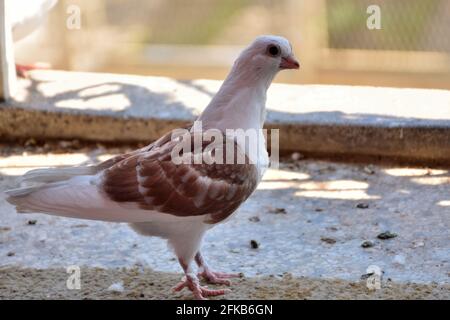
(95, 125, 192, 171)
(100, 132, 259, 224)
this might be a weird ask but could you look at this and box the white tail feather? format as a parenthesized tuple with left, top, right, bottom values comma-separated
(5, 176, 154, 222)
(21, 166, 96, 183)
(4, 185, 43, 197)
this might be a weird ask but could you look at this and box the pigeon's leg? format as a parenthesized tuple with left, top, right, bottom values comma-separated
(195, 252, 241, 285)
(173, 258, 230, 300)
(170, 232, 229, 299)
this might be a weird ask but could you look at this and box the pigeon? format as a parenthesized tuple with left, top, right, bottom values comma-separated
(5, 35, 299, 299)
(9, 0, 58, 77)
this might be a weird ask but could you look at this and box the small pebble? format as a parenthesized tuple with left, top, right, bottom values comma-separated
(320, 237, 337, 244)
(361, 241, 374, 248)
(58, 141, 71, 148)
(377, 231, 397, 240)
(71, 224, 88, 228)
(58, 140, 81, 149)
(363, 165, 375, 175)
(291, 152, 304, 161)
(268, 207, 287, 214)
(24, 138, 37, 147)
(107, 281, 124, 293)
(356, 203, 369, 209)
(412, 240, 425, 248)
(250, 240, 259, 249)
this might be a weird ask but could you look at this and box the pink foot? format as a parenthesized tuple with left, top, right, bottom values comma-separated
(194, 252, 242, 286)
(173, 275, 230, 300)
(198, 269, 242, 285)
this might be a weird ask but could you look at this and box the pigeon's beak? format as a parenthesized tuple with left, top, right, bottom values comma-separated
(279, 55, 300, 70)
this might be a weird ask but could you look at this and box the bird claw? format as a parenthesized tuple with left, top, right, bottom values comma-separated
(198, 270, 242, 285)
(173, 275, 230, 300)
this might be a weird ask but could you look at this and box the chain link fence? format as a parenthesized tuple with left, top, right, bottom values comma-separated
(14, 0, 450, 88)
(326, 0, 450, 52)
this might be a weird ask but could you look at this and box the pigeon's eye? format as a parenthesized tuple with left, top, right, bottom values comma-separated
(267, 44, 280, 57)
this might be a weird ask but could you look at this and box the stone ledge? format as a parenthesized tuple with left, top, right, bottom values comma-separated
(1, 70, 450, 165)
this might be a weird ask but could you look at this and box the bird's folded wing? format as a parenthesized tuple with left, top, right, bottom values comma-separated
(100, 133, 258, 224)
(96, 123, 193, 170)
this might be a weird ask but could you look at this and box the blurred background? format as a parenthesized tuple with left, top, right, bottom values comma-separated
(14, 0, 450, 89)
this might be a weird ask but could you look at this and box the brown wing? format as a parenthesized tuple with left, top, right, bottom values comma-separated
(100, 132, 258, 224)
(95, 124, 193, 171)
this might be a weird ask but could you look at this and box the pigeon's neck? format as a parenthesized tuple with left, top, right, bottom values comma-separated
(198, 63, 276, 132)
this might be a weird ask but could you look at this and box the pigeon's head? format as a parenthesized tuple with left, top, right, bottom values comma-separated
(237, 35, 300, 75)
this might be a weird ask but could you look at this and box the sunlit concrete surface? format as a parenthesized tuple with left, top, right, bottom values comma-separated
(8, 70, 450, 123)
(1, 70, 450, 164)
(0, 147, 449, 287)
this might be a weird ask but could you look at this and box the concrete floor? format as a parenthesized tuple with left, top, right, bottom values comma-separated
(0, 144, 449, 298)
